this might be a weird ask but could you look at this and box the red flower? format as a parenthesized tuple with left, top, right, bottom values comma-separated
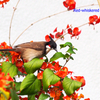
(0, 0, 10, 8)
(47, 63, 55, 70)
(63, 95, 71, 100)
(6, 58, 9, 62)
(46, 61, 61, 71)
(73, 27, 79, 34)
(63, 0, 76, 10)
(66, 24, 70, 28)
(0, 42, 11, 49)
(53, 27, 57, 33)
(45, 35, 50, 42)
(63, 1, 69, 8)
(16, 60, 23, 68)
(48, 87, 62, 100)
(67, 27, 81, 38)
(74, 76, 85, 87)
(11, 55, 19, 64)
(84, 98, 90, 100)
(68, 28, 72, 35)
(78, 93, 84, 99)
(55, 67, 68, 78)
(50, 33, 54, 38)
(89, 15, 100, 25)
(72, 27, 81, 37)
(68, 71, 73, 75)
(68, 0, 76, 10)
(41, 62, 47, 69)
(52, 61, 61, 71)
(55, 32, 61, 39)
(0, 72, 13, 92)
(96, 16, 100, 24)
(53, 81, 63, 89)
(19, 96, 28, 100)
(37, 71, 43, 79)
(18, 67, 27, 74)
(55, 30, 64, 39)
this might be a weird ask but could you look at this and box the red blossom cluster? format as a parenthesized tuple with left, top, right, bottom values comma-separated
(0, 42, 12, 49)
(74, 76, 85, 87)
(63, 0, 76, 10)
(37, 61, 87, 100)
(0, 42, 27, 74)
(48, 87, 62, 100)
(89, 15, 100, 25)
(63, 93, 89, 100)
(67, 25, 81, 39)
(45, 25, 81, 41)
(45, 27, 64, 41)
(0, 0, 9, 8)
(0, 72, 13, 90)
(38, 61, 69, 79)
(0, 72, 13, 99)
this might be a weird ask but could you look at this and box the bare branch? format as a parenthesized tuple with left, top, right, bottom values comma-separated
(12, 3, 98, 46)
(9, 0, 20, 46)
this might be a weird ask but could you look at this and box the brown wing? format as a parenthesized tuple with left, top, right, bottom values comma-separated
(15, 42, 47, 50)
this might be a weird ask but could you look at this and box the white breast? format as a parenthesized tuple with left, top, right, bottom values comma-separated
(22, 49, 43, 61)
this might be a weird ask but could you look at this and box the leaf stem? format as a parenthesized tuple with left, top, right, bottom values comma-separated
(9, 0, 20, 46)
(12, 3, 98, 46)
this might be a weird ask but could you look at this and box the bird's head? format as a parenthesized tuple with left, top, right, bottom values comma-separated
(46, 36, 58, 52)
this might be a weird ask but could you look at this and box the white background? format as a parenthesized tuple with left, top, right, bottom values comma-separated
(0, 0, 100, 100)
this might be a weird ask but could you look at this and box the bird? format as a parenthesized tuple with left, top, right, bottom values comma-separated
(0, 36, 57, 61)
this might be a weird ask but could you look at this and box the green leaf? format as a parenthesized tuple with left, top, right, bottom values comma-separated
(60, 42, 72, 49)
(0, 65, 2, 68)
(28, 94, 35, 100)
(2, 62, 18, 77)
(62, 77, 82, 95)
(43, 68, 60, 91)
(73, 48, 78, 51)
(50, 52, 65, 62)
(67, 47, 75, 54)
(17, 71, 27, 76)
(49, 98, 53, 100)
(24, 58, 44, 74)
(20, 74, 41, 95)
(14, 82, 21, 91)
(59, 93, 64, 100)
(10, 89, 19, 100)
(65, 53, 74, 60)
(38, 93, 49, 100)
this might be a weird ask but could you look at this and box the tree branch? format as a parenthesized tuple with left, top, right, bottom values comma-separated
(12, 3, 98, 46)
(9, 0, 20, 46)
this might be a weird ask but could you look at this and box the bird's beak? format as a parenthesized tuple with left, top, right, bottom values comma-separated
(54, 48, 58, 52)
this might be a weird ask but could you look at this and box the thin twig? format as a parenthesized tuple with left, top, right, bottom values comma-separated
(78, 22, 89, 28)
(12, 3, 98, 46)
(46, 21, 89, 55)
(76, 4, 98, 9)
(9, 0, 20, 46)
(12, 10, 68, 46)
(63, 54, 72, 67)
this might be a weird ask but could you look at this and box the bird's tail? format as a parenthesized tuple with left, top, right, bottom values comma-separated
(0, 49, 15, 51)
